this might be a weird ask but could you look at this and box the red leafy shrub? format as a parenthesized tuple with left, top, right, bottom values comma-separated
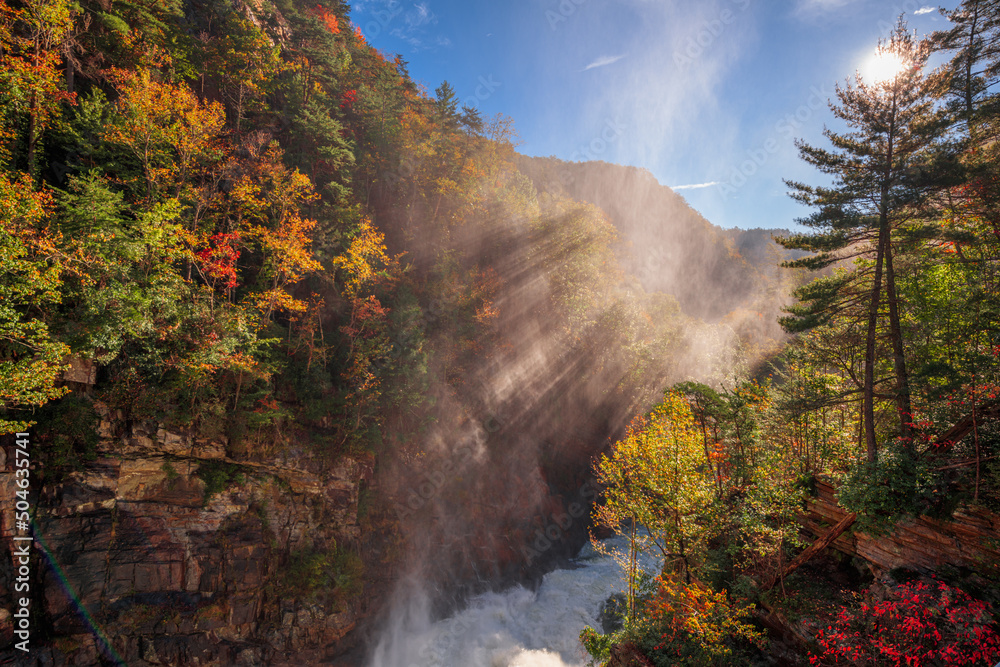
(810, 579, 1000, 666)
(196, 232, 241, 289)
(340, 89, 357, 110)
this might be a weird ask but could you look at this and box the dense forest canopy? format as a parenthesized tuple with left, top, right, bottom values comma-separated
(0, 1, 999, 665)
(0, 0, 776, 630)
(0, 0, 782, 487)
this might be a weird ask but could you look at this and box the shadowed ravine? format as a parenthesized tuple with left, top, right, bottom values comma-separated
(6, 3, 1000, 665)
(369, 534, 660, 667)
(354, 157, 792, 666)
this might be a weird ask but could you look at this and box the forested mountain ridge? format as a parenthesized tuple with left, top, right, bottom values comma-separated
(2, 0, 996, 664)
(517, 155, 803, 352)
(517, 156, 781, 321)
(0, 0, 780, 664)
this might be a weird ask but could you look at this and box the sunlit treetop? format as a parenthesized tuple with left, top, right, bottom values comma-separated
(859, 50, 907, 86)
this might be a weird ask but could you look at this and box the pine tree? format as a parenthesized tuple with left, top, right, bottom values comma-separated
(779, 21, 941, 461)
(928, 0, 1000, 136)
(434, 81, 460, 129)
(929, 0, 1000, 242)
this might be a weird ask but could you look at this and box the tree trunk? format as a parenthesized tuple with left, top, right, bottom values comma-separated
(759, 512, 857, 593)
(863, 230, 886, 463)
(27, 89, 39, 178)
(864, 83, 898, 462)
(884, 242, 913, 443)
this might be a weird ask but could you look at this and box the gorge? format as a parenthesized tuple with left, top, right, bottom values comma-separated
(1, 1, 999, 666)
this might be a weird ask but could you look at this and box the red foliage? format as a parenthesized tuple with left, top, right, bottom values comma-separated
(340, 295, 388, 338)
(308, 4, 340, 34)
(810, 580, 1000, 666)
(196, 232, 241, 289)
(254, 396, 279, 414)
(340, 89, 357, 110)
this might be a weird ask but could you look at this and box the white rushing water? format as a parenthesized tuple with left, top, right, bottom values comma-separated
(369, 536, 660, 667)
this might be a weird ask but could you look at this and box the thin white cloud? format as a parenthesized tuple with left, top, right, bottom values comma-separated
(671, 181, 721, 190)
(390, 28, 423, 49)
(406, 2, 436, 29)
(371, 0, 449, 53)
(914, 6, 936, 15)
(582, 54, 626, 71)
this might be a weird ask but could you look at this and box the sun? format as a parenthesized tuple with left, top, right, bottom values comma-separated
(860, 50, 907, 85)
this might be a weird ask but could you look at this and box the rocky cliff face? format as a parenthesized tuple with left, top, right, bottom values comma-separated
(0, 398, 377, 666)
(801, 479, 1000, 576)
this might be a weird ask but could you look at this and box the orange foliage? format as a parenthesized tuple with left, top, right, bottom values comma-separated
(645, 574, 762, 656)
(333, 218, 397, 298)
(103, 69, 225, 198)
(308, 4, 340, 34)
(0, 0, 77, 163)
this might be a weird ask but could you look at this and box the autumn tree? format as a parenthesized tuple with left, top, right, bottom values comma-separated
(0, 173, 69, 433)
(193, 1, 282, 134)
(103, 68, 225, 203)
(593, 391, 718, 615)
(0, 0, 76, 176)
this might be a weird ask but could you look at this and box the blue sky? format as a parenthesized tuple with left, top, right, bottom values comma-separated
(349, 0, 955, 231)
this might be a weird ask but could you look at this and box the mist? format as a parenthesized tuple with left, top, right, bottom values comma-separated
(362, 141, 794, 663)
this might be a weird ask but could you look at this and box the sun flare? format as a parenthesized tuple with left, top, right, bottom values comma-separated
(860, 50, 906, 84)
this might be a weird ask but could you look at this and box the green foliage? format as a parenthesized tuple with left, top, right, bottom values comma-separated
(759, 568, 841, 622)
(530, 202, 620, 327)
(0, 173, 70, 433)
(4, 6, 1000, 662)
(579, 626, 613, 664)
(836, 444, 953, 535)
(282, 545, 364, 602)
(32, 394, 99, 477)
(291, 98, 355, 256)
(196, 461, 246, 505)
(162, 459, 179, 488)
(581, 575, 765, 667)
(593, 391, 718, 612)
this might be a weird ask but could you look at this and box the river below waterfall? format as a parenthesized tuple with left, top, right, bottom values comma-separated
(369, 535, 660, 667)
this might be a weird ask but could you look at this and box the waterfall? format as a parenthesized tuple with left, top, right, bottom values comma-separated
(369, 535, 659, 667)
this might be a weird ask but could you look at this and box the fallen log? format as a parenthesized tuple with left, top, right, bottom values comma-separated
(760, 512, 857, 593)
(923, 401, 1000, 455)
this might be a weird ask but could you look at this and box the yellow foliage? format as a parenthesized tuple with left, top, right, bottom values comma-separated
(333, 218, 395, 299)
(104, 69, 226, 198)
